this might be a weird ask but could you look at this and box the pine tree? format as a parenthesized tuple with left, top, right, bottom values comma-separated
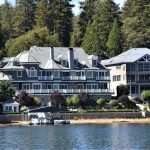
(34, 0, 49, 28)
(82, 0, 120, 57)
(107, 19, 122, 57)
(121, 0, 150, 49)
(1, 0, 12, 41)
(78, 0, 97, 45)
(12, 0, 35, 37)
(70, 16, 81, 47)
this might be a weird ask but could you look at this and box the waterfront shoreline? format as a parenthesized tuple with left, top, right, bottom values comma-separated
(1, 118, 150, 127)
(70, 118, 150, 124)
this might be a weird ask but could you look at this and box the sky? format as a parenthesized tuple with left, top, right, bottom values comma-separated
(0, 0, 125, 16)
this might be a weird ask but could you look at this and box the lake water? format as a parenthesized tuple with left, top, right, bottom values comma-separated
(0, 124, 150, 150)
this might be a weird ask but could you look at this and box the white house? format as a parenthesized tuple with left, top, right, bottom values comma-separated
(3, 98, 20, 112)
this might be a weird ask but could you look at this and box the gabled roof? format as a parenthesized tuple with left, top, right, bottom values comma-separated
(1, 47, 107, 70)
(4, 98, 19, 105)
(102, 48, 150, 66)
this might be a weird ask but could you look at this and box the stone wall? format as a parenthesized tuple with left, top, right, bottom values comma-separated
(58, 112, 144, 120)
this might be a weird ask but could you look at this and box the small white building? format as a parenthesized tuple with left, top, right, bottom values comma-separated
(3, 99, 20, 112)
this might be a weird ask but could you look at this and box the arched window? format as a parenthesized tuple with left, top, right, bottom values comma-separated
(29, 67, 37, 77)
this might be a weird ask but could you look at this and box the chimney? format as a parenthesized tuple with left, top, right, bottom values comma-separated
(50, 46, 54, 60)
(98, 54, 101, 63)
(68, 47, 74, 69)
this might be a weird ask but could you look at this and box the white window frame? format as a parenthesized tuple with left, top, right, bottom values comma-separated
(47, 84, 52, 89)
(86, 84, 98, 89)
(53, 84, 59, 90)
(86, 71, 93, 78)
(93, 59, 97, 66)
(22, 84, 30, 90)
(77, 84, 84, 89)
(74, 59, 78, 66)
(29, 67, 37, 77)
(17, 70, 22, 77)
(53, 71, 60, 78)
(60, 84, 68, 89)
(32, 83, 42, 90)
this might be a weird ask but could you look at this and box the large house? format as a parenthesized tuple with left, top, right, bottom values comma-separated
(0, 46, 113, 104)
(102, 48, 150, 98)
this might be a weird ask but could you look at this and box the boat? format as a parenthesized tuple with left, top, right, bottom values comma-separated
(53, 119, 70, 125)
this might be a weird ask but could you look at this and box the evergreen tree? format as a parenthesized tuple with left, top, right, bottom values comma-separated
(82, 23, 99, 54)
(78, 0, 97, 45)
(121, 0, 150, 50)
(1, 0, 12, 41)
(12, 0, 35, 37)
(70, 16, 81, 47)
(82, 0, 119, 57)
(34, 0, 49, 28)
(107, 19, 122, 56)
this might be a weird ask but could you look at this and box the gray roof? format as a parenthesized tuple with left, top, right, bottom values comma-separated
(2, 46, 106, 70)
(102, 48, 150, 66)
(4, 98, 19, 104)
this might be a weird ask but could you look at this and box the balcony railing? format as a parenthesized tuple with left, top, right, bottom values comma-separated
(21, 89, 113, 94)
(96, 76, 110, 81)
(62, 76, 86, 80)
(38, 76, 53, 80)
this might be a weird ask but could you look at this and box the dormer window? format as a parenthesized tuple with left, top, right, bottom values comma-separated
(13, 61, 20, 66)
(92, 59, 97, 66)
(74, 59, 78, 66)
(28, 67, 37, 77)
(61, 59, 67, 66)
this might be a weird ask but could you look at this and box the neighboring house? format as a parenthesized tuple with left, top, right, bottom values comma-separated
(102, 48, 150, 98)
(3, 98, 19, 112)
(0, 46, 113, 104)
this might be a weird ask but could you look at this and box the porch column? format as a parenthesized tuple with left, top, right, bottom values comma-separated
(138, 84, 140, 95)
(129, 85, 131, 95)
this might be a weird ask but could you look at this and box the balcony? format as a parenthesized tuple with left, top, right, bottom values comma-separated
(38, 76, 53, 80)
(96, 76, 110, 81)
(62, 76, 86, 80)
(21, 89, 113, 94)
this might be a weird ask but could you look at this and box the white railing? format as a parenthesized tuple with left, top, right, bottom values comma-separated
(62, 76, 86, 80)
(20, 89, 113, 94)
(38, 76, 53, 80)
(96, 76, 110, 80)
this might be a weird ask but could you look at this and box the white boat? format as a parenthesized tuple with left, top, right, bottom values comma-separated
(54, 119, 66, 125)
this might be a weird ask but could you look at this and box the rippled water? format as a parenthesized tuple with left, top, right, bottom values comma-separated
(0, 124, 150, 150)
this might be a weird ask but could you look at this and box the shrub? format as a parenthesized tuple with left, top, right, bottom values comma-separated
(117, 84, 129, 98)
(97, 98, 105, 107)
(109, 99, 119, 108)
(78, 92, 90, 108)
(141, 90, 150, 103)
(118, 95, 137, 109)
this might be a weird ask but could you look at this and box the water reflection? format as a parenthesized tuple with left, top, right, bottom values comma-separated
(0, 124, 150, 150)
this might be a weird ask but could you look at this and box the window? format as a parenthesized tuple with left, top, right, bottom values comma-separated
(47, 84, 52, 89)
(60, 84, 68, 89)
(33, 83, 41, 90)
(17, 70, 22, 77)
(113, 75, 121, 81)
(28, 67, 37, 77)
(86, 71, 93, 78)
(61, 59, 67, 66)
(53, 71, 60, 78)
(74, 59, 78, 66)
(86, 84, 98, 89)
(53, 84, 59, 89)
(92, 60, 97, 66)
(77, 84, 84, 89)
(22, 84, 30, 90)
(5, 106, 12, 111)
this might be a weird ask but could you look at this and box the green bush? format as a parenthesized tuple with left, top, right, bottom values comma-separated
(96, 98, 105, 107)
(66, 95, 79, 108)
(141, 90, 150, 103)
(109, 99, 119, 108)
